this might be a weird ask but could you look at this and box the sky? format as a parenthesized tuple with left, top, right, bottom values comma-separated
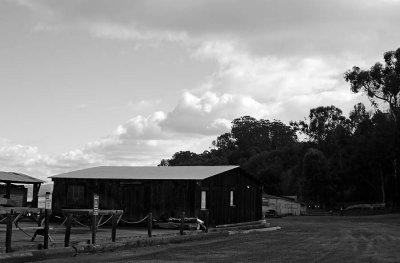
(1, 0, 400, 182)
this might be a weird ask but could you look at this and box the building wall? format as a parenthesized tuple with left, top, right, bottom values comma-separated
(262, 197, 303, 216)
(51, 168, 262, 225)
(52, 178, 197, 221)
(199, 169, 262, 226)
(0, 184, 27, 206)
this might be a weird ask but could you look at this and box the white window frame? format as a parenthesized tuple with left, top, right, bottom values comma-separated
(230, 190, 235, 207)
(201, 190, 207, 210)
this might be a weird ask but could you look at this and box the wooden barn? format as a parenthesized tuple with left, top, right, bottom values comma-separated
(50, 166, 262, 226)
(0, 171, 44, 207)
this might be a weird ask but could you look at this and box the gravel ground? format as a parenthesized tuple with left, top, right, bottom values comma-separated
(34, 214, 400, 263)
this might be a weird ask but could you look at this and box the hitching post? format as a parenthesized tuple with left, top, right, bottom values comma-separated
(180, 211, 185, 235)
(147, 212, 153, 238)
(5, 213, 13, 253)
(111, 212, 118, 242)
(92, 194, 99, 245)
(44, 192, 51, 249)
(64, 214, 72, 247)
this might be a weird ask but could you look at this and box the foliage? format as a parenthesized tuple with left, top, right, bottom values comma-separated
(159, 47, 400, 208)
(345, 47, 400, 206)
(344, 48, 400, 124)
(302, 148, 331, 206)
(290, 105, 351, 146)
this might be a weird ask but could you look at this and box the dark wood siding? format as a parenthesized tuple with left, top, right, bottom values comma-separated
(198, 169, 262, 226)
(51, 167, 261, 225)
(52, 178, 198, 221)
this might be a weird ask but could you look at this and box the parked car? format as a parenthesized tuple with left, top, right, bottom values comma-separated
(265, 209, 276, 218)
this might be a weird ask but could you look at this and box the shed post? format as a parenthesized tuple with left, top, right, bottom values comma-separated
(32, 183, 41, 208)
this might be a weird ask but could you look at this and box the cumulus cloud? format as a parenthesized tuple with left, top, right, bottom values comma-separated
(0, 139, 56, 181)
(161, 91, 270, 135)
(191, 40, 366, 123)
(0, 111, 219, 181)
(2, 0, 397, 181)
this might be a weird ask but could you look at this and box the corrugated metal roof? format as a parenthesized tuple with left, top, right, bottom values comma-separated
(50, 166, 239, 180)
(0, 171, 44, 184)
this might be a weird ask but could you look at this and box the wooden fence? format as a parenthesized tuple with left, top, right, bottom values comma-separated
(0, 207, 49, 253)
(2, 208, 207, 253)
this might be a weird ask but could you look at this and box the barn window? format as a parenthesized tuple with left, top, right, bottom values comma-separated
(201, 190, 207, 210)
(67, 184, 85, 206)
(230, 190, 235, 206)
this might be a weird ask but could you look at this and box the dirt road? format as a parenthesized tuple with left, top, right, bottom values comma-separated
(35, 214, 400, 262)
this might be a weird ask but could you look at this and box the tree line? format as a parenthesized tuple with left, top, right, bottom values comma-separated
(159, 48, 400, 209)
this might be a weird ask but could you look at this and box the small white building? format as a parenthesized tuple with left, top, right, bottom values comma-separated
(262, 195, 306, 216)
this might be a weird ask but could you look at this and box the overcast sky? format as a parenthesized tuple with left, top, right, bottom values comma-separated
(1, 0, 400, 181)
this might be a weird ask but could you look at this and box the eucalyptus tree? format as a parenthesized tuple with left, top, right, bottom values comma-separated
(345, 48, 400, 205)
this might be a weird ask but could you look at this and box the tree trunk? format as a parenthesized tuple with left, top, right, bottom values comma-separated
(394, 158, 399, 207)
(380, 168, 386, 204)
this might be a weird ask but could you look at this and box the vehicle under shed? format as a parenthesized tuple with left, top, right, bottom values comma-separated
(50, 166, 262, 226)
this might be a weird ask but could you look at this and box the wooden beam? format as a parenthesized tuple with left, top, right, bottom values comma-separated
(32, 183, 41, 208)
(0, 207, 44, 215)
(61, 209, 123, 216)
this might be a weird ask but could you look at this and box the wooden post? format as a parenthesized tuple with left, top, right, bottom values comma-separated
(5, 215, 13, 253)
(180, 211, 185, 235)
(92, 194, 99, 245)
(64, 214, 72, 247)
(204, 210, 209, 232)
(43, 209, 49, 249)
(111, 213, 118, 242)
(92, 214, 97, 245)
(32, 183, 41, 208)
(147, 212, 153, 238)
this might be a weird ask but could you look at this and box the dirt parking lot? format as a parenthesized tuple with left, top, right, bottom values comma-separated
(33, 213, 400, 263)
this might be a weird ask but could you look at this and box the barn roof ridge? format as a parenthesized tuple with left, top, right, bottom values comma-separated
(49, 165, 240, 180)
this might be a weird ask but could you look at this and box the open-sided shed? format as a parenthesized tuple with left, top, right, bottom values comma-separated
(50, 166, 262, 226)
(0, 171, 44, 207)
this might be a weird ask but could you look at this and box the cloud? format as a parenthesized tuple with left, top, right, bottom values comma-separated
(88, 22, 191, 45)
(0, 110, 221, 181)
(191, 40, 366, 122)
(2, 0, 398, 181)
(0, 139, 56, 181)
(18, 0, 400, 58)
(160, 91, 270, 135)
